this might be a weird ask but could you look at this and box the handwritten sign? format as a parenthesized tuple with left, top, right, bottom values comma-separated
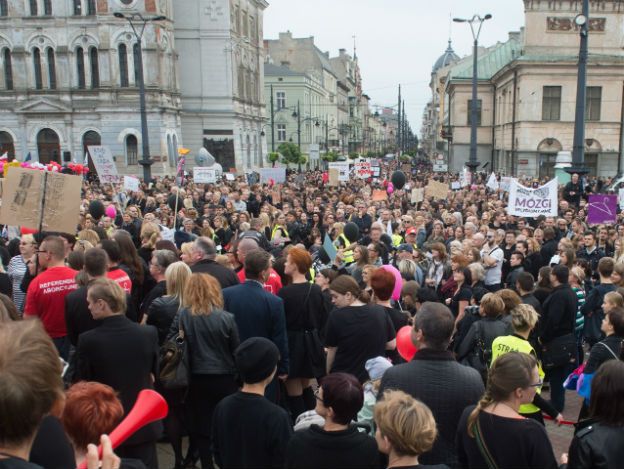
(354, 162, 372, 179)
(425, 180, 449, 200)
(123, 176, 140, 192)
(411, 188, 424, 204)
(88, 146, 119, 183)
(193, 167, 217, 184)
(42, 172, 83, 234)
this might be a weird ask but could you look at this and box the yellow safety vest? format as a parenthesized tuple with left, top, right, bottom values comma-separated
(308, 267, 316, 284)
(391, 233, 403, 247)
(337, 233, 354, 264)
(491, 335, 544, 415)
(271, 225, 289, 241)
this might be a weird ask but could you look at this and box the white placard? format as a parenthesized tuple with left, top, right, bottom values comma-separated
(328, 162, 350, 182)
(619, 188, 624, 207)
(451, 181, 461, 190)
(487, 173, 499, 191)
(507, 178, 558, 217)
(123, 176, 140, 192)
(354, 162, 372, 179)
(193, 167, 217, 183)
(88, 146, 119, 183)
(500, 176, 512, 192)
(433, 163, 448, 172)
(225, 173, 236, 181)
(259, 167, 286, 183)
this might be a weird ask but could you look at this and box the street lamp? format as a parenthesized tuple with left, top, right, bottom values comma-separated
(113, 11, 167, 182)
(566, 0, 590, 177)
(454, 13, 492, 179)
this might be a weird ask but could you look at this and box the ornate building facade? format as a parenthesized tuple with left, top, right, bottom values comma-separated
(0, 0, 182, 176)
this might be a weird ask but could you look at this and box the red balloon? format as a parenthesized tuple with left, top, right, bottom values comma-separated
(396, 325, 418, 361)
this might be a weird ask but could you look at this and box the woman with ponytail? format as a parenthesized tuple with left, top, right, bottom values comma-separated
(324, 275, 396, 383)
(456, 352, 558, 469)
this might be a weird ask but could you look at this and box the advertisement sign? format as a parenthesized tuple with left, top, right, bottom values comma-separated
(507, 179, 558, 217)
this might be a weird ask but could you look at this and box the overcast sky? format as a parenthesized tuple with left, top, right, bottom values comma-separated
(264, 0, 526, 135)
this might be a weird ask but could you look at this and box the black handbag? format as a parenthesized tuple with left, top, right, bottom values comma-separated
(541, 333, 576, 370)
(159, 311, 190, 390)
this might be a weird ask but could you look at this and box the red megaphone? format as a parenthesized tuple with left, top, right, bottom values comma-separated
(76, 389, 168, 469)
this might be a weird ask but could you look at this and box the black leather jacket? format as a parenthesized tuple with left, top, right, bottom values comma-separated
(167, 307, 240, 375)
(146, 296, 179, 346)
(567, 421, 624, 469)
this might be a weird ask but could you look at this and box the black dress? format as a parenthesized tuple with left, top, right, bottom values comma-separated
(450, 285, 472, 318)
(278, 283, 328, 378)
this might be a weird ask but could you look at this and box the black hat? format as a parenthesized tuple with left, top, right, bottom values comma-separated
(235, 337, 280, 384)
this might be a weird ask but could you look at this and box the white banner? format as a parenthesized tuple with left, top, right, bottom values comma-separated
(507, 179, 558, 217)
(354, 162, 372, 179)
(259, 167, 286, 183)
(328, 162, 350, 181)
(486, 172, 499, 191)
(123, 176, 140, 192)
(193, 167, 217, 183)
(87, 146, 119, 183)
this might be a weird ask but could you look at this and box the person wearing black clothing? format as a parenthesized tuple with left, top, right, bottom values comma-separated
(580, 258, 616, 346)
(212, 338, 293, 469)
(540, 265, 578, 413)
(29, 416, 76, 469)
(279, 248, 329, 419)
(351, 205, 373, 235)
(562, 173, 582, 207)
(517, 272, 543, 316)
(505, 252, 525, 291)
(189, 237, 239, 289)
(74, 278, 161, 469)
(576, 231, 604, 273)
(448, 267, 472, 322)
(380, 303, 484, 468)
(286, 373, 379, 469)
(325, 275, 396, 383)
(139, 249, 176, 321)
(540, 227, 558, 268)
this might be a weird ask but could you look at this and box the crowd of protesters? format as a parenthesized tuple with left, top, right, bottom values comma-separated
(1, 162, 624, 469)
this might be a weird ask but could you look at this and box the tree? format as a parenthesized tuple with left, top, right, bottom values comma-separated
(267, 152, 280, 167)
(277, 142, 302, 166)
(348, 151, 359, 160)
(322, 151, 339, 162)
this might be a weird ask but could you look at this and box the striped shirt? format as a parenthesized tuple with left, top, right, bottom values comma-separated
(572, 286, 586, 335)
(7, 255, 27, 312)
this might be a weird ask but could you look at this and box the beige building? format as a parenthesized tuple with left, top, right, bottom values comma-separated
(435, 0, 624, 177)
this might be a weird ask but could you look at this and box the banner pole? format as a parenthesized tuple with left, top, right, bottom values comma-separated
(35, 171, 48, 274)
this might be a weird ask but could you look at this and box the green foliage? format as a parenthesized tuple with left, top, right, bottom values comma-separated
(399, 154, 411, 162)
(322, 151, 339, 162)
(365, 151, 377, 159)
(277, 142, 302, 165)
(348, 151, 359, 160)
(268, 152, 280, 168)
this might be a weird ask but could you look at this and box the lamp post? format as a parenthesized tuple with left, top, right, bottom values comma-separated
(566, 0, 590, 177)
(454, 13, 492, 179)
(113, 11, 166, 182)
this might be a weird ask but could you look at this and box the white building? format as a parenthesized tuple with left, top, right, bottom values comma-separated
(0, 0, 182, 176)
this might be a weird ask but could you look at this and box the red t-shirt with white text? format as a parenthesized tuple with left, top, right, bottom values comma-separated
(237, 268, 283, 295)
(24, 266, 78, 338)
(107, 268, 133, 294)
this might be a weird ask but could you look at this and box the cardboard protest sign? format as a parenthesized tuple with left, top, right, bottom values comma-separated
(372, 189, 388, 201)
(587, 194, 617, 225)
(411, 188, 424, 204)
(0, 168, 81, 234)
(123, 176, 140, 192)
(328, 168, 340, 186)
(259, 168, 286, 184)
(193, 167, 217, 184)
(328, 162, 350, 182)
(425, 180, 449, 200)
(88, 146, 119, 183)
(507, 179, 557, 217)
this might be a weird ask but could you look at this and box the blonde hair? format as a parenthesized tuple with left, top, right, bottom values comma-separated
(605, 291, 624, 308)
(510, 304, 539, 333)
(180, 242, 194, 258)
(140, 222, 161, 249)
(374, 390, 437, 457)
(570, 266, 586, 284)
(183, 273, 224, 315)
(77, 229, 100, 247)
(165, 262, 191, 310)
(480, 293, 505, 318)
(87, 278, 127, 314)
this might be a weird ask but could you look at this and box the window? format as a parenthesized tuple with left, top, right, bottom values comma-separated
(467, 99, 482, 126)
(87, 0, 96, 15)
(47, 48, 56, 89)
(542, 86, 561, 121)
(242, 11, 248, 36)
(90, 47, 99, 88)
(0, 0, 8, 17)
(133, 43, 141, 85)
(586, 86, 601, 121)
(126, 135, 138, 165)
(73, 0, 81, 15)
(29, 0, 37, 15)
(118, 44, 128, 87)
(276, 91, 286, 110)
(3, 49, 12, 90)
(33, 48, 42, 89)
(43, 0, 51, 15)
(76, 47, 85, 89)
(277, 124, 286, 141)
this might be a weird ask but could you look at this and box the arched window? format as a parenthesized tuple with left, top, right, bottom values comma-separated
(37, 128, 61, 164)
(47, 48, 56, 89)
(0, 131, 15, 161)
(87, 0, 96, 15)
(0, 0, 8, 17)
(126, 135, 138, 165)
(33, 48, 42, 89)
(76, 47, 85, 89)
(73, 0, 81, 15)
(133, 43, 141, 85)
(90, 47, 99, 88)
(3, 49, 12, 90)
(118, 44, 128, 87)
(29, 0, 37, 15)
(43, 0, 51, 15)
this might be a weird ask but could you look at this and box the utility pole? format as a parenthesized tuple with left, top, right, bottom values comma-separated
(402, 100, 406, 153)
(270, 84, 275, 152)
(397, 85, 402, 156)
(297, 101, 301, 150)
